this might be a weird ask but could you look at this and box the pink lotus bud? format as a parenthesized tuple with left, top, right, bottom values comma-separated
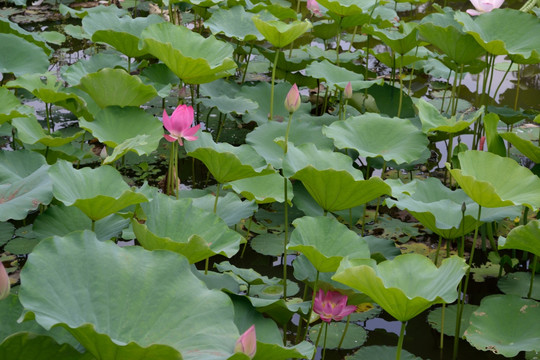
(284, 84, 301, 113)
(479, 136, 486, 151)
(344, 82, 353, 99)
(307, 0, 322, 17)
(0, 262, 10, 300)
(466, 0, 504, 15)
(234, 325, 256, 359)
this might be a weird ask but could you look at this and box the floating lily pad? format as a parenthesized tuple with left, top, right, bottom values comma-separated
(132, 192, 243, 263)
(141, 22, 236, 84)
(464, 294, 540, 357)
(225, 173, 293, 204)
(365, 215, 422, 244)
(49, 160, 148, 221)
(333, 254, 467, 321)
(309, 322, 367, 350)
(346, 345, 422, 360)
(19, 231, 239, 360)
(498, 272, 540, 300)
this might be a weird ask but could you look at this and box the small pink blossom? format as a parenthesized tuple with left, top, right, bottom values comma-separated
(466, 0, 504, 16)
(0, 262, 10, 300)
(284, 84, 301, 113)
(234, 325, 256, 359)
(162, 104, 201, 145)
(313, 289, 356, 323)
(344, 82, 353, 100)
(307, 0, 322, 17)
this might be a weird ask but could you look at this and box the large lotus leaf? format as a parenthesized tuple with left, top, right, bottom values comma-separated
(61, 53, 126, 86)
(33, 204, 129, 242)
(58, 3, 128, 20)
(187, 192, 257, 226)
(185, 132, 274, 183)
(464, 294, 540, 357)
(498, 272, 540, 300)
(0, 17, 52, 55)
(385, 177, 520, 238)
(416, 99, 483, 134)
(500, 131, 540, 163)
(499, 220, 540, 257)
(80, 106, 162, 156)
(0, 34, 49, 77)
(428, 303, 479, 337)
(0, 87, 33, 124)
(417, 12, 485, 65)
(323, 113, 428, 165)
(19, 231, 239, 360)
(132, 193, 243, 263)
(257, 47, 313, 73)
(6, 73, 91, 119)
(304, 60, 382, 91)
(0, 333, 93, 360)
(0, 151, 52, 221)
(82, 12, 163, 58)
(12, 115, 85, 147)
(447, 151, 540, 210)
(455, 9, 540, 64)
(316, 0, 376, 16)
(225, 173, 293, 204)
(333, 254, 467, 321)
(197, 95, 258, 115)
(363, 22, 419, 55)
(288, 216, 370, 272)
(49, 160, 148, 221)
(252, 17, 312, 48)
(141, 22, 237, 84)
(78, 68, 157, 108)
(245, 296, 310, 326)
(205, 6, 269, 41)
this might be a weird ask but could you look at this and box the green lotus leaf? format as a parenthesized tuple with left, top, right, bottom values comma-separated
(186, 191, 257, 226)
(447, 151, 540, 210)
(206, 6, 269, 41)
(216, 261, 272, 286)
(61, 53, 126, 86)
(483, 112, 506, 157)
(0, 87, 33, 125)
(363, 22, 419, 55)
(500, 131, 540, 163)
(250, 3, 298, 20)
(316, 0, 377, 16)
(288, 216, 370, 273)
(12, 115, 85, 147)
(0, 17, 52, 55)
(245, 296, 310, 326)
(252, 17, 312, 48)
(39, 30, 66, 45)
(82, 12, 164, 58)
(416, 98, 483, 134)
(6, 73, 91, 119)
(309, 322, 367, 350)
(323, 113, 428, 165)
(464, 294, 540, 357)
(304, 60, 382, 91)
(455, 9, 540, 64)
(33, 204, 129, 242)
(346, 346, 422, 360)
(185, 132, 275, 184)
(498, 272, 540, 300)
(225, 173, 293, 204)
(253, 342, 314, 360)
(59, 3, 128, 20)
(78, 68, 158, 108)
(303, 45, 358, 64)
(385, 177, 520, 239)
(0, 34, 48, 77)
(0, 333, 93, 360)
(49, 160, 148, 221)
(80, 106, 162, 158)
(251, 233, 285, 257)
(139, 63, 179, 98)
(197, 95, 258, 115)
(132, 192, 243, 263)
(427, 303, 479, 337)
(333, 254, 467, 321)
(417, 12, 485, 65)
(19, 231, 239, 360)
(498, 220, 540, 257)
(141, 22, 237, 84)
(0, 151, 52, 221)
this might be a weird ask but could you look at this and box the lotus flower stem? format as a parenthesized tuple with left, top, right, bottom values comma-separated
(349, 26, 358, 52)
(240, 214, 254, 258)
(269, 48, 281, 121)
(311, 319, 323, 360)
(453, 205, 482, 360)
(493, 60, 513, 101)
(514, 64, 521, 111)
(321, 322, 329, 360)
(241, 43, 254, 84)
(304, 270, 320, 342)
(396, 321, 406, 360)
(397, 54, 404, 118)
(337, 314, 351, 348)
(335, 16, 343, 66)
(439, 304, 446, 349)
(528, 255, 538, 299)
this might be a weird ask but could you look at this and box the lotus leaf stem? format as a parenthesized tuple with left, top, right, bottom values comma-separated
(240, 214, 254, 259)
(321, 322, 329, 360)
(241, 43, 254, 84)
(337, 314, 351, 348)
(514, 64, 521, 111)
(396, 321, 406, 360)
(397, 54, 404, 118)
(528, 255, 538, 299)
(349, 26, 358, 52)
(295, 284, 311, 343)
(305, 270, 320, 342)
(335, 17, 343, 66)
(282, 111, 293, 297)
(311, 312, 323, 360)
(439, 304, 445, 349)
(269, 48, 281, 121)
(493, 60, 513, 101)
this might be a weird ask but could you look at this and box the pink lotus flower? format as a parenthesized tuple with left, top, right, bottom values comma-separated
(284, 84, 301, 113)
(162, 104, 201, 145)
(313, 289, 356, 323)
(0, 261, 10, 300)
(344, 82, 353, 100)
(234, 325, 256, 359)
(466, 0, 504, 16)
(307, 0, 322, 17)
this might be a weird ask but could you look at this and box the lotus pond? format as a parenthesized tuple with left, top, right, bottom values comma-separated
(1, 0, 540, 359)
